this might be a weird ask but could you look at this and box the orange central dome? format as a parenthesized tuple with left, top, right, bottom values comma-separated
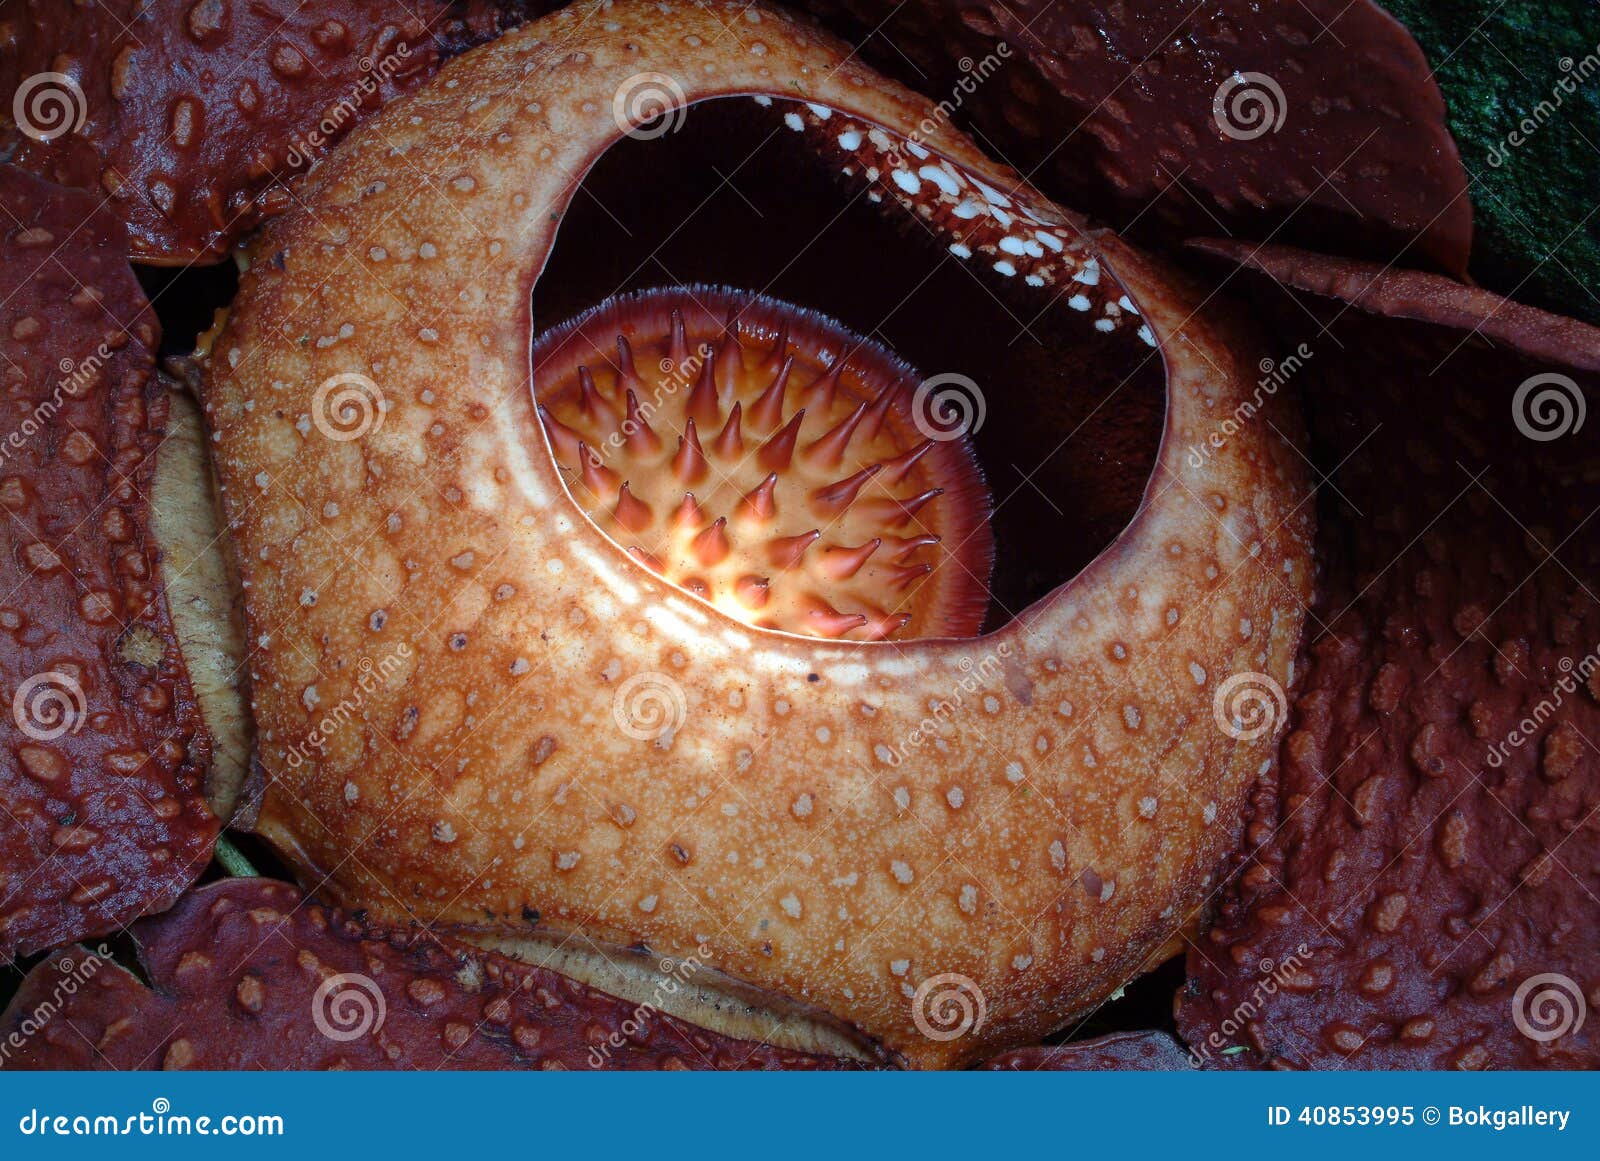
(532, 287, 993, 640)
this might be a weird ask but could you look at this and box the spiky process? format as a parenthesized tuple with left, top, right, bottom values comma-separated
(533, 288, 993, 641)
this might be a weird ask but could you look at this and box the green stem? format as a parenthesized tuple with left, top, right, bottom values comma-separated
(213, 833, 258, 878)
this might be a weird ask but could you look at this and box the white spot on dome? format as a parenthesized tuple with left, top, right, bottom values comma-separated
(920, 165, 960, 196)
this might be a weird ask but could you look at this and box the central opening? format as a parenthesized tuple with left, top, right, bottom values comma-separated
(533, 98, 1167, 639)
